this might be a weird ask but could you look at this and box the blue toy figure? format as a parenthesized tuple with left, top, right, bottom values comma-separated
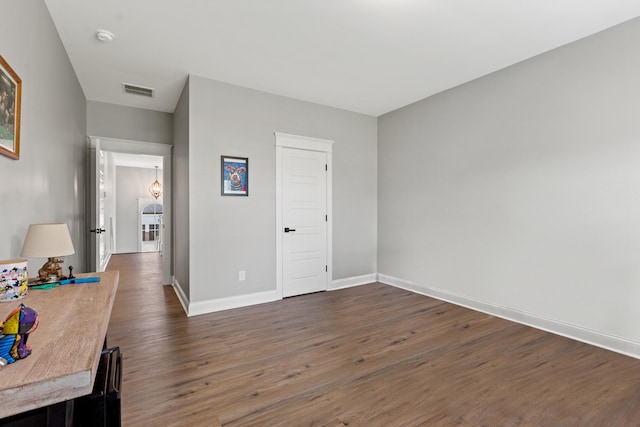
(0, 303, 39, 363)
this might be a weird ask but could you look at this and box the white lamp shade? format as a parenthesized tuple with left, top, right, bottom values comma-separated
(21, 223, 76, 258)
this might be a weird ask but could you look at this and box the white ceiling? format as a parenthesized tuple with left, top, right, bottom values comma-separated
(44, 0, 640, 117)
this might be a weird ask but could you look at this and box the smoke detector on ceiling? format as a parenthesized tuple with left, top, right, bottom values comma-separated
(96, 29, 115, 42)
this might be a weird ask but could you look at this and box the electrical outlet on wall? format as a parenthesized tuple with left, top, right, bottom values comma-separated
(239, 270, 246, 281)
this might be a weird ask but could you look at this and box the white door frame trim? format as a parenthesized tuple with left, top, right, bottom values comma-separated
(275, 132, 334, 299)
(88, 136, 173, 285)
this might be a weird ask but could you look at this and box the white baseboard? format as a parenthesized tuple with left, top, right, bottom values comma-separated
(187, 290, 280, 317)
(378, 273, 640, 359)
(172, 272, 378, 316)
(99, 252, 112, 273)
(171, 279, 279, 317)
(330, 273, 377, 290)
(172, 279, 189, 316)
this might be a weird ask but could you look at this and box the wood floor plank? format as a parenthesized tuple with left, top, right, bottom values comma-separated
(106, 253, 640, 426)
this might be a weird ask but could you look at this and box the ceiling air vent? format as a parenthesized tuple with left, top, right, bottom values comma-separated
(122, 83, 154, 98)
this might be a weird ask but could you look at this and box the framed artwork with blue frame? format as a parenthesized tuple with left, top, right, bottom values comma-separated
(221, 156, 248, 196)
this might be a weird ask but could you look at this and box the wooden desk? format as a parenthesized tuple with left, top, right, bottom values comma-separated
(0, 271, 119, 419)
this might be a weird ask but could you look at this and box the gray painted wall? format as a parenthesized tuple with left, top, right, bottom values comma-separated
(173, 79, 190, 299)
(184, 76, 377, 303)
(378, 17, 640, 343)
(115, 166, 163, 253)
(0, 1, 86, 273)
(87, 101, 173, 144)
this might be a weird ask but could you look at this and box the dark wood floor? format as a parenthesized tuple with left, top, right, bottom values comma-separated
(106, 253, 640, 426)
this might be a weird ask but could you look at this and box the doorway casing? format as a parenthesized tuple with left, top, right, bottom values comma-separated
(88, 136, 173, 285)
(275, 132, 334, 299)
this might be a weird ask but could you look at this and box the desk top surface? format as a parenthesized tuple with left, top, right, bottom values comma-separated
(0, 270, 119, 419)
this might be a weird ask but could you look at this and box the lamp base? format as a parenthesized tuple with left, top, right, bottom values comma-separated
(37, 257, 68, 282)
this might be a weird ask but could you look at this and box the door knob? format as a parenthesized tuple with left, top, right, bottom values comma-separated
(284, 227, 296, 233)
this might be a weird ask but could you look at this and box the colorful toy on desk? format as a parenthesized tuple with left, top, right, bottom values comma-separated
(29, 282, 59, 290)
(60, 277, 100, 285)
(30, 276, 101, 290)
(0, 303, 39, 364)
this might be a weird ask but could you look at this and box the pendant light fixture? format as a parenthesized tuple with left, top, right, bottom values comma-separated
(149, 166, 162, 199)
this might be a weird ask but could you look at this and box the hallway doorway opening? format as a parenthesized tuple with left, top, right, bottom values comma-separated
(140, 201, 163, 252)
(88, 136, 172, 285)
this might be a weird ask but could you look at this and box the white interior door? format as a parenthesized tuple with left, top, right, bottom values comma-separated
(275, 132, 333, 299)
(282, 148, 328, 297)
(87, 138, 106, 272)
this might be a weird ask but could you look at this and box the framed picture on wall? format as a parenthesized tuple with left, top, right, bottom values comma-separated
(0, 55, 21, 160)
(221, 156, 249, 196)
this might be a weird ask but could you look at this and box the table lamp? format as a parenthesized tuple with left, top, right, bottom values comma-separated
(21, 223, 75, 282)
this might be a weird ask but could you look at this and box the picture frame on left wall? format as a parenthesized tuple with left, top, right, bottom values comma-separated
(0, 55, 21, 160)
